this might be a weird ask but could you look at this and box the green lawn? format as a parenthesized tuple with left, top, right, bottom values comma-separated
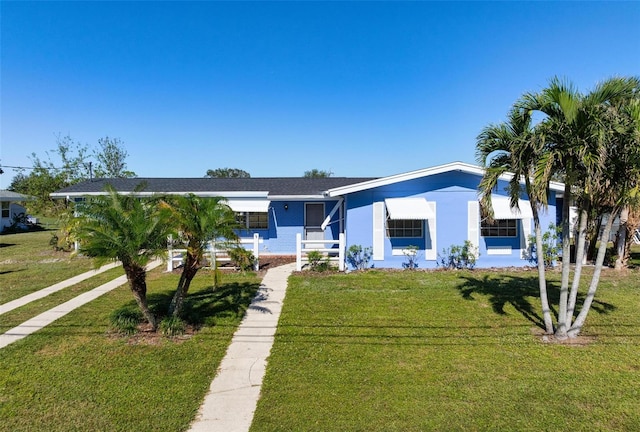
(0, 269, 261, 432)
(252, 268, 640, 432)
(2, 231, 639, 431)
(0, 229, 95, 303)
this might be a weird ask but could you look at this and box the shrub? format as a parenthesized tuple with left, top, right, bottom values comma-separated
(438, 241, 478, 270)
(109, 308, 143, 335)
(402, 245, 419, 270)
(527, 223, 561, 268)
(1, 213, 45, 234)
(159, 316, 187, 336)
(306, 250, 334, 272)
(346, 245, 372, 270)
(228, 246, 256, 272)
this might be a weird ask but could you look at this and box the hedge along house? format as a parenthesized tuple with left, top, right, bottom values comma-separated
(51, 162, 564, 269)
(0, 190, 30, 232)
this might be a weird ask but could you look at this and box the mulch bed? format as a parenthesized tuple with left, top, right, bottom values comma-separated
(171, 255, 297, 277)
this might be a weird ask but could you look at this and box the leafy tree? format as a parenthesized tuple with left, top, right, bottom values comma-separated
(8, 166, 68, 216)
(93, 136, 136, 178)
(8, 134, 136, 215)
(7, 135, 92, 215)
(160, 195, 239, 317)
(303, 169, 333, 178)
(74, 186, 171, 330)
(205, 168, 250, 178)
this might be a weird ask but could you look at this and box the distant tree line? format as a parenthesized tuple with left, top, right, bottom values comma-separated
(205, 168, 334, 178)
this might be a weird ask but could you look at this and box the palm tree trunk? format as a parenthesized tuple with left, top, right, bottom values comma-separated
(124, 264, 157, 331)
(586, 216, 602, 262)
(614, 207, 629, 270)
(567, 207, 589, 326)
(532, 208, 554, 334)
(168, 253, 200, 317)
(555, 183, 572, 340)
(568, 210, 618, 338)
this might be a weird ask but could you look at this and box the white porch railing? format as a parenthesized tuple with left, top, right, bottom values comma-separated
(296, 232, 345, 271)
(167, 233, 261, 272)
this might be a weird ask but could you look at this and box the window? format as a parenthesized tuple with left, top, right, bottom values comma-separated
(1, 202, 9, 218)
(236, 212, 268, 230)
(387, 219, 423, 238)
(481, 219, 517, 237)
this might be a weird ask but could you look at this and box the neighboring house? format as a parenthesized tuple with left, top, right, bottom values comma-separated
(0, 190, 30, 232)
(51, 162, 564, 269)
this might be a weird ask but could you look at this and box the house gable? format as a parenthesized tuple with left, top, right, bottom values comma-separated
(327, 161, 564, 198)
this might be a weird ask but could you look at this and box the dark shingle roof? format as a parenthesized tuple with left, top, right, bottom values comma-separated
(51, 177, 378, 197)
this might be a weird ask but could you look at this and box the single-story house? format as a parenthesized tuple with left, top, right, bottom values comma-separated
(51, 162, 564, 269)
(0, 190, 30, 232)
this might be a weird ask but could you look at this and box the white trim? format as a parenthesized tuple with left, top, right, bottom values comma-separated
(267, 195, 329, 200)
(490, 196, 533, 219)
(425, 202, 437, 260)
(321, 198, 343, 230)
(372, 201, 385, 260)
(392, 248, 417, 256)
(327, 161, 564, 197)
(51, 191, 270, 199)
(487, 247, 512, 255)
(384, 198, 435, 220)
(520, 218, 532, 259)
(225, 199, 270, 213)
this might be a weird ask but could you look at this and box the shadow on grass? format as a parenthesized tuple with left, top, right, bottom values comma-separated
(182, 282, 262, 326)
(115, 281, 263, 328)
(0, 243, 16, 248)
(0, 268, 25, 275)
(457, 273, 616, 330)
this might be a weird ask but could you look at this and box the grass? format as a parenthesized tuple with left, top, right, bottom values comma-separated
(252, 268, 640, 432)
(0, 268, 261, 432)
(2, 232, 639, 431)
(0, 266, 125, 334)
(0, 229, 95, 303)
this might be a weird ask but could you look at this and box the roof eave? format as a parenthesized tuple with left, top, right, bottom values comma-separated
(50, 191, 269, 199)
(327, 161, 566, 196)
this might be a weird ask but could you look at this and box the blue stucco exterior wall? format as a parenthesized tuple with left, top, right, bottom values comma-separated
(343, 171, 557, 269)
(236, 199, 342, 254)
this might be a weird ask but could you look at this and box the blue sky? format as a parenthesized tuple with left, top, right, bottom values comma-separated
(1, 1, 639, 186)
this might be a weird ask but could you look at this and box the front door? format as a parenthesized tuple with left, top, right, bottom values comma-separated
(305, 203, 325, 249)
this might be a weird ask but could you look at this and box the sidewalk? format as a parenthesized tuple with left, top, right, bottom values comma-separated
(0, 260, 161, 349)
(189, 262, 296, 432)
(0, 262, 121, 316)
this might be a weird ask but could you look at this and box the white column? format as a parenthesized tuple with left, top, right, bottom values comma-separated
(296, 233, 302, 271)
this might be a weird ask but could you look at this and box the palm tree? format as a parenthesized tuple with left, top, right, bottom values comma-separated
(74, 186, 171, 330)
(161, 194, 239, 317)
(476, 108, 554, 334)
(567, 79, 640, 337)
(521, 76, 640, 338)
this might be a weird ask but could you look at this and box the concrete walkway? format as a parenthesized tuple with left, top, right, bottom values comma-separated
(189, 262, 296, 432)
(0, 260, 161, 349)
(0, 262, 121, 316)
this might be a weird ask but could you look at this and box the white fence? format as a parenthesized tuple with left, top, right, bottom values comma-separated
(167, 233, 261, 272)
(296, 233, 345, 271)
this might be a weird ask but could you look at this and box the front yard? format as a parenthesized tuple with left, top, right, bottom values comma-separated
(0, 267, 261, 432)
(2, 230, 639, 431)
(253, 267, 640, 431)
